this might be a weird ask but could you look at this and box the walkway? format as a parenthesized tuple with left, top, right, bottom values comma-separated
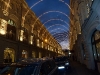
(57, 60, 100, 75)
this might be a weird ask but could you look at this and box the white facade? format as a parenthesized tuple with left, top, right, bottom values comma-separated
(70, 0, 100, 72)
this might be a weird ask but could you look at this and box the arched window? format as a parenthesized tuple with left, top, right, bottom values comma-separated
(92, 30, 100, 61)
(4, 48, 15, 63)
(6, 19, 16, 40)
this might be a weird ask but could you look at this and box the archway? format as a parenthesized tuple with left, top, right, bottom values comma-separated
(85, 20, 100, 70)
(91, 30, 100, 70)
(22, 50, 28, 58)
(4, 48, 15, 63)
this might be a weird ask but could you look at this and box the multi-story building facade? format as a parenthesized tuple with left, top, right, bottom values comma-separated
(0, 0, 63, 63)
(70, 0, 100, 72)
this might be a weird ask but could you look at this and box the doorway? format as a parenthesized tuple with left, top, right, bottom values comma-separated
(4, 48, 15, 63)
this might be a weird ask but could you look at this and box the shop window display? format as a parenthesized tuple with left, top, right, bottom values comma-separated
(6, 19, 16, 40)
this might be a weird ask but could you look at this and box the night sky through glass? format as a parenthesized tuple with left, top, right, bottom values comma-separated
(25, 0, 70, 50)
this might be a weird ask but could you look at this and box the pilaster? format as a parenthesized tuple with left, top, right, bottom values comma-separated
(84, 41, 95, 70)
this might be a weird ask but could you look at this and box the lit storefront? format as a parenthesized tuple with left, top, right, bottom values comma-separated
(4, 48, 15, 63)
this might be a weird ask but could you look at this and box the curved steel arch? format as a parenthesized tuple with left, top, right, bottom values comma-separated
(43, 24, 68, 34)
(47, 24, 68, 30)
(32, 10, 71, 31)
(48, 32, 69, 42)
(43, 19, 69, 27)
(24, 0, 71, 49)
(53, 34, 68, 39)
(41, 23, 69, 37)
(53, 36, 68, 42)
(22, 0, 43, 27)
(47, 32, 68, 42)
(54, 38, 67, 43)
(49, 28, 68, 33)
(47, 28, 69, 42)
(39, 18, 69, 35)
(53, 36, 68, 41)
(53, 35, 69, 44)
(51, 31, 69, 36)
(52, 32, 69, 39)
(59, 0, 73, 14)
(51, 30, 70, 36)
(54, 37, 68, 42)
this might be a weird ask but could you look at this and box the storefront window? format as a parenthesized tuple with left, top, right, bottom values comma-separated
(22, 50, 28, 58)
